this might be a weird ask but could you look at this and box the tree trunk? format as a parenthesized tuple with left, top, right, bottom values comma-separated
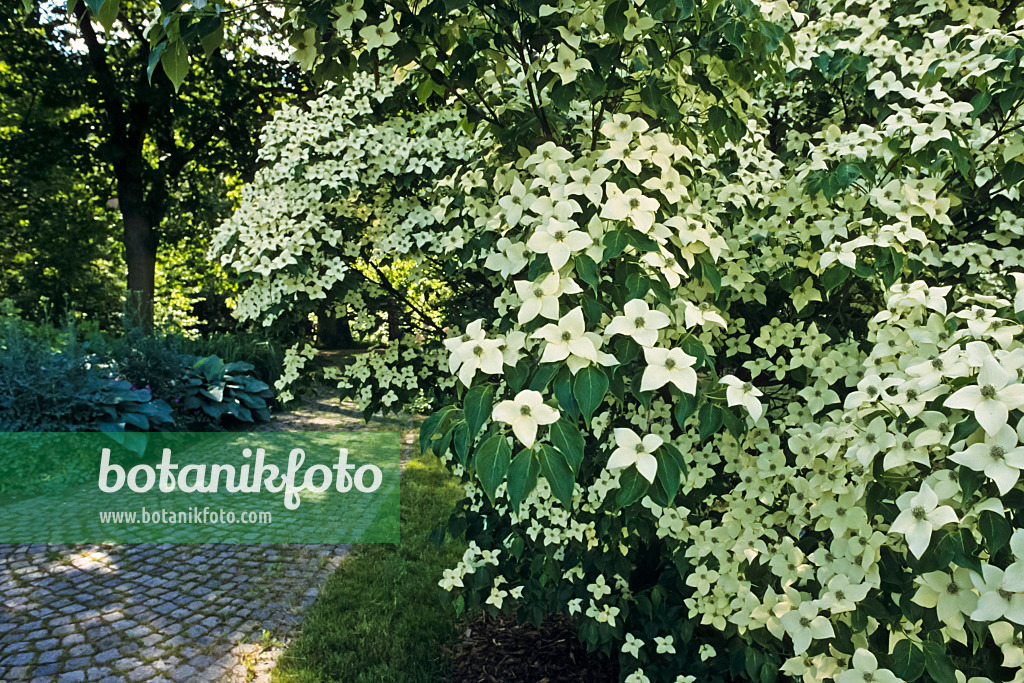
(118, 183, 157, 332)
(317, 305, 354, 349)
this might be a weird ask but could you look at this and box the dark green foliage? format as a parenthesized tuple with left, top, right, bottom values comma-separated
(0, 306, 279, 433)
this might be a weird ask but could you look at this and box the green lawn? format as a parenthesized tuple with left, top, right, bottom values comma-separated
(271, 451, 466, 683)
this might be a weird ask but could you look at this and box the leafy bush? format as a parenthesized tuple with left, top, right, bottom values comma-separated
(204, 0, 1024, 682)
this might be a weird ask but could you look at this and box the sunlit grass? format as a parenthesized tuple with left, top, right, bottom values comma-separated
(271, 452, 465, 683)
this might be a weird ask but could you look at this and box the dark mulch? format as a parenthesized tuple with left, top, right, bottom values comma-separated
(448, 613, 620, 683)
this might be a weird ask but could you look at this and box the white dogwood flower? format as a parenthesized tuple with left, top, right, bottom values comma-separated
(945, 355, 1024, 435)
(641, 347, 698, 393)
(513, 273, 581, 324)
(779, 602, 833, 655)
(531, 307, 597, 364)
(608, 428, 662, 483)
(949, 424, 1024, 494)
(836, 650, 900, 683)
(492, 390, 559, 448)
(721, 376, 764, 422)
(890, 483, 958, 558)
(606, 299, 671, 347)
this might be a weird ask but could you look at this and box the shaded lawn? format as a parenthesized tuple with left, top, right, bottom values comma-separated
(272, 451, 465, 683)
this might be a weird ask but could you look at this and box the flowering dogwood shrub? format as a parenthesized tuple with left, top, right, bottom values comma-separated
(196, 0, 1024, 680)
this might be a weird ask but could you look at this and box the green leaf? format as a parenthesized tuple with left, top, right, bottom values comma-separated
(539, 444, 575, 507)
(602, 229, 629, 262)
(958, 465, 983, 502)
(952, 415, 980, 445)
(553, 371, 580, 419)
(572, 366, 608, 427)
(420, 406, 455, 455)
(549, 418, 584, 473)
(939, 528, 982, 573)
(604, 0, 628, 37)
(575, 253, 600, 289)
(673, 391, 699, 428)
(95, 0, 118, 31)
(700, 256, 722, 297)
(463, 384, 493, 439)
(1003, 160, 1024, 188)
(550, 80, 576, 111)
(616, 466, 648, 508)
(417, 77, 437, 104)
(147, 41, 167, 82)
(475, 433, 511, 503)
(721, 406, 745, 438)
(453, 421, 470, 465)
(698, 403, 724, 442)
(506, 361, 529, 393)
(85, 0, 105, 13)
(922, 642, 957, 683)
(979, 510, 1012, 556)
(890, 640, 925, 682)
(654, 448, 681, 504)
(661, 442, 689, 476)
(507, 449, 540, 513)
(970, 91, 992, 117)
(160, 39, 189, 92)
(676, 0, 694, 19)
(200, 22, 224, 56)
(529, 363, 559, 392)
(821, 265, 850, 293)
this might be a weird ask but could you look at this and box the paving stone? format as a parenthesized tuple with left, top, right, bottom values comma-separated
(62, 633, 86, 647)
(65, 656, 94, 670)
(2, 652, 34, 667)
(58, 672, 86, 683)
(70, 637, 97, 654)
(32, 662, 60, 677)
(127, 665, 156, 682)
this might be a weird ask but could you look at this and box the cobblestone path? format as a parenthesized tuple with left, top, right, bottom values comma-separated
(0, 387, 415, 682)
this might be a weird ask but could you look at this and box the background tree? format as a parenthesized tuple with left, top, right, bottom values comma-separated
(2, 0, 308, 330)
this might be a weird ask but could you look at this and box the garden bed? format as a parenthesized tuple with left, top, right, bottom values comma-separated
(449, 613, 618, 683)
